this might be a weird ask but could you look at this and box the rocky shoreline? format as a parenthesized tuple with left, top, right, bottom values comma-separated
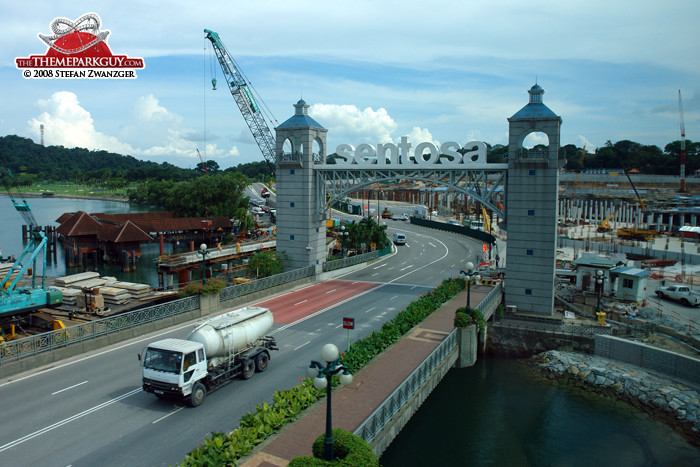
(528, 350, 700, 447)
(23, 192, 129, 202)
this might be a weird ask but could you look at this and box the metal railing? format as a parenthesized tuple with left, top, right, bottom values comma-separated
(323, 246, 391, 272)
(515, 149, 550, 160)
(0, 296, 199, 365)
(354, 327, 458, 444)
(493, 316, 613, 336)
(277, 152, 303, 165)
(219, 266, 315, 302)
(475, 282, 503, 319)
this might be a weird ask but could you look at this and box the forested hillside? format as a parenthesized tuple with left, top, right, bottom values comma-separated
(0, 135, 273, 185)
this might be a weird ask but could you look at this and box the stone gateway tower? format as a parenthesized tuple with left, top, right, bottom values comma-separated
(505, 84, 564, 315)
(275, 100, 328, 272)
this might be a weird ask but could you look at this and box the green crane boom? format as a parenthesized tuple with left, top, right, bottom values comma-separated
(204, 29, 276, 171)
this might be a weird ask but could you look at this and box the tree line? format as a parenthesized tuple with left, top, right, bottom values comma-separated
(0, 135, 273, 186)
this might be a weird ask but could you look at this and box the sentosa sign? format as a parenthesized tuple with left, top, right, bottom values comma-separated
(328, 137, 489, 168)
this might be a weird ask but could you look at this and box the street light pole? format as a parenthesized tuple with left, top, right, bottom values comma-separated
(460, 261, 481, 310)
(199, 243, 209, 284)
(306, 343, 353, 462)
(596, 269, 605, 316)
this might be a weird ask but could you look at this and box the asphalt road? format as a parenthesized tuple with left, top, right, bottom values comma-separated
(0, 222, 483, 466)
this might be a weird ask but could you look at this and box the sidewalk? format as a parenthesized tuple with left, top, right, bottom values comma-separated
(241, 286, 490, 466)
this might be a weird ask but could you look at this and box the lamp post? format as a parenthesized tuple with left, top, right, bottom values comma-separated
(198, 243, 209, 284)
(460, 261, 481, 310)
(596, 269, 605, 321)
(306, 343, 353, 462)
(339, 225, 348, 258)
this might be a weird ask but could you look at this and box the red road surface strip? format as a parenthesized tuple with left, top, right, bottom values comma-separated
(254, 280, 378, 324)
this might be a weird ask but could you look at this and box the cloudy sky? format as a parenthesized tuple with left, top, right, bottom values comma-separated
(2, 1, 698, 169)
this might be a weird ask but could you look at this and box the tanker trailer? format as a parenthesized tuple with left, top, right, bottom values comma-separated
(140, 306, 277, 406)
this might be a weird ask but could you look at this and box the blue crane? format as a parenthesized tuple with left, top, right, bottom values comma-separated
(0, 170, 62, 316)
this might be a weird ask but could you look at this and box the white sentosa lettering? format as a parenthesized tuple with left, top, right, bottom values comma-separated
(331, 137, 487, 166)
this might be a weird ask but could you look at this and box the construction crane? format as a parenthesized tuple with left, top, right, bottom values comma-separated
(0, 170, 62, 316)
(204, 29, 276, 173)
(196, 148, 208, 175)
(679, 90, 687, 192)
(606, 141, 646, 211)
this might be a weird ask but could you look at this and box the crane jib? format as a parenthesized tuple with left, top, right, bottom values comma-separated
(203, 28, 276, 170)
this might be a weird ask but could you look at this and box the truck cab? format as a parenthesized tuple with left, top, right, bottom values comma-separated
(141, 338, 209, 405)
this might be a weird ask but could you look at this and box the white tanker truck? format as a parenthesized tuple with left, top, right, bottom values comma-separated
(140, 306, 277, 406)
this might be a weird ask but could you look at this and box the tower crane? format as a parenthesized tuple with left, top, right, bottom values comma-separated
(204, 29, 276, 173)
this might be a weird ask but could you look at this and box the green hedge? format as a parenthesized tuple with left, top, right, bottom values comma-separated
(178, 278, 226, 298)
(180, 277, 465, 466)
(288, 429, 379, 466)
(453, 306, 486, 333)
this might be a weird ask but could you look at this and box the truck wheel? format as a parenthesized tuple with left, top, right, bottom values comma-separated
(189, 382, 206, 407)
(255, 352, 269, 372)
(681, 298, 690, 306)
(242, 358, 255, 380)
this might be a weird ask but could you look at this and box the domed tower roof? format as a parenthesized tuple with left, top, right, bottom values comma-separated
(277, 99, 324, 129)
(510, 83, 558, 120)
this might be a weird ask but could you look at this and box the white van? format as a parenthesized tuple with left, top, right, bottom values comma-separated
(393, 233, 406, 245)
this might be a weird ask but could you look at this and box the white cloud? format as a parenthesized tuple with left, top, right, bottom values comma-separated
(29, 91, 135, 154)
(28, 91, 241, 163)
(404, 127, 438, 148)
(310, 103, 397, 146)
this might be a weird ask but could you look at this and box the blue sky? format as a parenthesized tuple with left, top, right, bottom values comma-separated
(1, 1, 698, 169)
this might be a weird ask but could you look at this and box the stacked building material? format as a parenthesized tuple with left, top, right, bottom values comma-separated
(67, 278, 111, 290)
(51, 286, 82, 305)
(99, 287, 132, 305)
(54, 272, 100, 287)
(110, 281, 151, 300)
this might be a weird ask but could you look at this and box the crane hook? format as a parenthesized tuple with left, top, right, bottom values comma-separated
(211, 78, 217, 91)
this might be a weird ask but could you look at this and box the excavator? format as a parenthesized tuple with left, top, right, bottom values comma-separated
(597, 211, 615, 233)
(605, 142, 659, 242)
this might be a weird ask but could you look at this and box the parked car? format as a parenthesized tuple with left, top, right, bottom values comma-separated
(655, 282, 700, 307)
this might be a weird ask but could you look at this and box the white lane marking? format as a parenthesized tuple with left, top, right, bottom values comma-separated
(365, 307, 376, 314)
(373, 264, 387, 269)
(271, 287, 378, 335)
(152, 407, 185, 424)
(335, 324, 343, 329)
(294, 299, 308, 306)
(390, 295, 398, 300)
(0, 388, 142, 453)
(52, 380, 88, 395)
(372, 273, 379, 276)
(325, 289, 337, 294)
(294, 341, 311, 351)
(429, 242, 436, 248)
(400, 265, 413, 271)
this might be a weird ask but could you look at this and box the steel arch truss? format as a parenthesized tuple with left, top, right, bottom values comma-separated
(315, 166, 508, 219)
